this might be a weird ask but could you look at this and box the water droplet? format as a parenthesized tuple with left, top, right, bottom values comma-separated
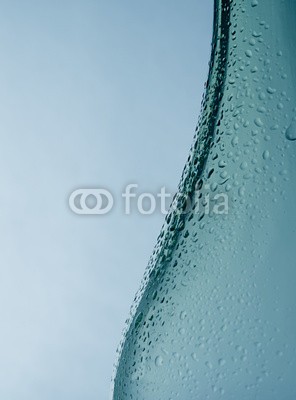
(232, 136, 239, 147)
(180, 311, 187, 320)
(252, 31, 262, 38)
(257, 106, 266, 113)
(254, 117, 264, 127)
(219, 358, 226, 366)
(267, 87, 276, 94)
(245, 49, 253, 58)
(277, 102, 284, 110)
(155, 356, 164, 367)
(240, 161, 248, 170)
(205, 361, 213, 369)
(251, 0, 258, 6)
(211, 182, 218, 192)
(238, 186, 245, 197)
(263, 150, 270, 160)
(285, 121, 296, 141)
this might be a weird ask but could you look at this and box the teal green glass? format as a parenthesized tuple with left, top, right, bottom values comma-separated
(112, 0, 296, 398)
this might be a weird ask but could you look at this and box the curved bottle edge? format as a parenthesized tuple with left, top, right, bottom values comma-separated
(111, 0, 231, 396)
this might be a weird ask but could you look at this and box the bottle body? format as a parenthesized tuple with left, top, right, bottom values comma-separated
(113, 1, 296, 398)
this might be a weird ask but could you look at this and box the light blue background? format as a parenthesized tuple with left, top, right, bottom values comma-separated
(0, 1, 212, 398)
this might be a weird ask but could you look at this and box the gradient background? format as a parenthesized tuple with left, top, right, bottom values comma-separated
(0, 1, 212, 398)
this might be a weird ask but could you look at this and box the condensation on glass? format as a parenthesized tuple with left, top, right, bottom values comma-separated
(112, 1, 296, 398)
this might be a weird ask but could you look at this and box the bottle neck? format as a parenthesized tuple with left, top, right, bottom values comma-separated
(144, 0, 296, 270)
(175, 0, 296, 219)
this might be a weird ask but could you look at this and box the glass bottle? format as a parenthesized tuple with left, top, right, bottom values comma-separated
(112, 0, 296, 398)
